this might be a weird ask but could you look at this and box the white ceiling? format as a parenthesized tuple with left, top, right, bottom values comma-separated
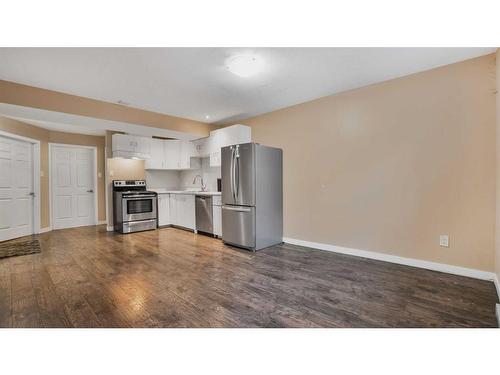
(0, 48, 495, 124)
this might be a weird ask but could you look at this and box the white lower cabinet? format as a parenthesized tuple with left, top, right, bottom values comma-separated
(213, 205, 221, 237)
(169, 194, 177, 226)
(212, 195, 222, 237)
(168, 194, 195, 230)
(157, 194, 170, 226)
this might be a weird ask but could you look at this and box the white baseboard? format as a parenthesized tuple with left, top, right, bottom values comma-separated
(38, 227, 52, 234)
(283, 237, 496, 281)
(106, 225, 114, 232)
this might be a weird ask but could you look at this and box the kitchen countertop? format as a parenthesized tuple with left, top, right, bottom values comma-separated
(151, 188, 221, 196)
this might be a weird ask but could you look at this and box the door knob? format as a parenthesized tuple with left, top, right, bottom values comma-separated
(28, 192, 35, 197)
(87, 189, 94, 193)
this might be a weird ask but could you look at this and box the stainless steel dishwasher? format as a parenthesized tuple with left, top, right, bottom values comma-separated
(195, 195, 213, 235)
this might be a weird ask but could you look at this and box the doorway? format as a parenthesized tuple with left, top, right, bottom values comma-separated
(50, 144, 97, 230)
(0, 132, 41, 242)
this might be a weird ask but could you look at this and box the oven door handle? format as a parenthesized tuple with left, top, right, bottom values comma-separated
(122, 195, 156, 199)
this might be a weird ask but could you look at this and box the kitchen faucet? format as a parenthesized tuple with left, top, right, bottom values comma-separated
(192, 175, 207, 191)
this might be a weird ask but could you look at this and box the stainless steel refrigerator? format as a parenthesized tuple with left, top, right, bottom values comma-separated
(221, 142, 283, 251)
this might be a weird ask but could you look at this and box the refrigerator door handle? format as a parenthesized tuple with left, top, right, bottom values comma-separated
(235, 145, 240, 200)
(222, 205, 252, 212)
(231, 146, 236, 202)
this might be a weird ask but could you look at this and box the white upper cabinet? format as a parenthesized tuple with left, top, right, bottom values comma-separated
(138, 124, 251, 170)
(180, 141, 199, 169)
(192, 137, 210, 157)
(112, 134, 151, 159)
(145, 139, 200, 170)
(144, 139, 164, 169)
(164, 140, 181, 169)
(208, 125, 251, 167)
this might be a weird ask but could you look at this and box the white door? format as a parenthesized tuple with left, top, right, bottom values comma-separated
(0, 136, 34, 242)
(51, 145, 96, 230)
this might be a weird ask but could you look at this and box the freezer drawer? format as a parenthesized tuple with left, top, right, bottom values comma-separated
(221, 205, 255, 249)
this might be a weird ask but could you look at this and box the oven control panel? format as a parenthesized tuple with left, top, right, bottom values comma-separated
(113, 180, 146, 187)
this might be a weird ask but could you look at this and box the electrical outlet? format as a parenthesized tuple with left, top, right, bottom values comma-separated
(439, 234, 449, 247)
(98, 172, 102, 178)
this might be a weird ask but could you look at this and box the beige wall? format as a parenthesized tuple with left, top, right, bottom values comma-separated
(239, 54, 496, 272)
(0, 79, 210, 137)
(0, 116, 106, 228)
(496, 48, 500, 280)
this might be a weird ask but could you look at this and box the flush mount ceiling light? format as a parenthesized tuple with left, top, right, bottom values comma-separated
(225, 54, 264, 77)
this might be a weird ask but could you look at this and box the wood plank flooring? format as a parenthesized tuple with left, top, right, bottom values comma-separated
(0, 225, 498, 328)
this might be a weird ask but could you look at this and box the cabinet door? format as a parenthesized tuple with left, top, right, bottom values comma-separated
(186, 195, 195, 230)
(179, 141, 193, 169)
(209, 131, 223, 167)
(135, 136, 151, 156)
(145, 139, 164, 169)
(158, 194, 170, 226)
(169, 194, 178, 226)
(164, 140, 181, 169)
(176, 194, 195, 229)
(192, 138, 208, 157)
(213, 205, 221, 237)
(176, 194, 186, 227)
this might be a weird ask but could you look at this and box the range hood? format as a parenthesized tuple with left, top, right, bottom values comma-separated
(112, 133, 151, 159)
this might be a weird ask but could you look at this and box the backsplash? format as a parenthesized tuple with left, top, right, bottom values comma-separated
(145, 169, 181, 189)
(179, 158, 221, 191)
(145, 157, 220, 191)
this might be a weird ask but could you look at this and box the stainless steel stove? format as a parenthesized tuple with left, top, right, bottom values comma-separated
(112, 180, 157, 233)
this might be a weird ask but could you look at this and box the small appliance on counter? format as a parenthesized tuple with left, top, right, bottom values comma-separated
(113, 180, 158, 233)
(221, 143, 283, 251)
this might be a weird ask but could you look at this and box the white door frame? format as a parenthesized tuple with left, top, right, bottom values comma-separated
(48, 143, 99, 228)
(0, 129, 41, 234)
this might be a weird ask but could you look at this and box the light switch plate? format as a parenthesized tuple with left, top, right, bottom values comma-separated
(439, 234, 449, 247)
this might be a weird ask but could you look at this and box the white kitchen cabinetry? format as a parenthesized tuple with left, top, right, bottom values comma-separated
(192, 137, 209, 157)
(208, 125, 251, 167)
(145, 139, 164, 169)
(145, 139, 200, 170)
(112, 134, 151, 159)
(164, 140, 181, 169)
(180, 141, 199, 169)
(212, 195, 222, 237)
(157, 193, 171, 226)
(169, 194, 195, 230)
(169, 194, 177, 226)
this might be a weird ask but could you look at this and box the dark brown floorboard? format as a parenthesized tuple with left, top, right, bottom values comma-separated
(0, 226, 497, 328)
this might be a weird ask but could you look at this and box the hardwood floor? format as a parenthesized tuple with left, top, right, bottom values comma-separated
(0, 225, 498, 328)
